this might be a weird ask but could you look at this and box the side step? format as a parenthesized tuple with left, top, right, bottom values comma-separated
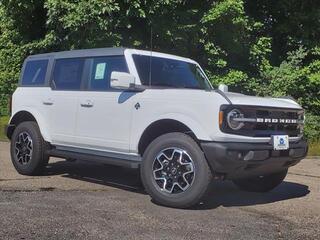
(47, 148, 141, 169)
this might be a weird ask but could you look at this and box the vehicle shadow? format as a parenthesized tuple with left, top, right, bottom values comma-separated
(192, 180, 310, 210)
(44, 159, 145, 194)
(44, 159, 310, 209)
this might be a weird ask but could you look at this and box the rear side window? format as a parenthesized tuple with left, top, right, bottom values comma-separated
(21, 60, 48, 86)
(88, 56, 128, 91)
(52, 58, 84, 90)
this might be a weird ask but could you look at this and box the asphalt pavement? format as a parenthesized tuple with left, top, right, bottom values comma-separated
(0, 142, 319, 240)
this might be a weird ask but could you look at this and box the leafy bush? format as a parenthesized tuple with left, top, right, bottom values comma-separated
(0, 115, 9, 141)
(304, 113, 320, 143)
(0, 94, 9, 116)
(259, 47, 320, 116)
(0, 0, 319, 146)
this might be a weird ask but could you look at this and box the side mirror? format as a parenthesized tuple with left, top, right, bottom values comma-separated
(218, 84, 228, 92)
(110, 71, 135, 89)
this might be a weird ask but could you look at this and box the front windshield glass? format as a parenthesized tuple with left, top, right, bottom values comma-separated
(132, 54, 212, 90)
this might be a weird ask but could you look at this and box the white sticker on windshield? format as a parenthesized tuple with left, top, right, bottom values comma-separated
(95, 63, 106, 80)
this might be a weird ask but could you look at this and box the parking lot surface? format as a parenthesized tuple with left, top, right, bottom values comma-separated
(0, 142, 319, 239)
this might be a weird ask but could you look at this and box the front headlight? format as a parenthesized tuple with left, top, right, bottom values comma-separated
(227, 109, 245, 130)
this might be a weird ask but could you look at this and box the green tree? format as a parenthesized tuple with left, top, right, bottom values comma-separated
(0, 0, 319, 141)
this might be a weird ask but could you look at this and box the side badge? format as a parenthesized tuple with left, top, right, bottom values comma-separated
(135, 102, 141, 110)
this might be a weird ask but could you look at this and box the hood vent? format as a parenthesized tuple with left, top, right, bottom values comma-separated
(218, 84, 228, 92)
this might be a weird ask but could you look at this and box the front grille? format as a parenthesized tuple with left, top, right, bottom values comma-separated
(253, 109, 300, 137)
(221, 105, 303, 137)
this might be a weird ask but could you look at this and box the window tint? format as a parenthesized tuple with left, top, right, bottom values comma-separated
(52, 58, 84, 90)
(88, 56, 128, 91)
(133, 55, 211, 90)
(21, 60, 48, 86)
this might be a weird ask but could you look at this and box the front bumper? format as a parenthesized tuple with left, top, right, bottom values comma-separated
(201, 139, 308, 180)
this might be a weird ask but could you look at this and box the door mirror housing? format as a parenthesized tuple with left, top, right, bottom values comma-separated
(110, 71, 135, 90)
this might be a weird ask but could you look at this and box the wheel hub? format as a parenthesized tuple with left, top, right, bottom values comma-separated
(171, 167, 177, 175)
(15, 132, 33, 165)
(152, 148, 195, 194)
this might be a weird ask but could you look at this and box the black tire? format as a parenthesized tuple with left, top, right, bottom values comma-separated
(232, 169, 288, 192)
(141, 132, 212, 208)
(10, 121, 49, 176)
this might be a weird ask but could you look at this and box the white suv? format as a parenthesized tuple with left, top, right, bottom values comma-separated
(5, 48, 308, 208)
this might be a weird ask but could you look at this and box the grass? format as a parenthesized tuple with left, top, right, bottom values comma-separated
(0, 115, 9, 141)
(308, 142, 320, 156)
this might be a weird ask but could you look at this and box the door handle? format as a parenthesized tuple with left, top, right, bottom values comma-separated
(80, 100, 94, 108)
(43, 98, 54, 106)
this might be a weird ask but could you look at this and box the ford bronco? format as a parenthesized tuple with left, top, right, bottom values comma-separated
(5, 48, 308, 208)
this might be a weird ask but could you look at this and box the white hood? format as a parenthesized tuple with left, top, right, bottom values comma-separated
(223, 92, 302, 109)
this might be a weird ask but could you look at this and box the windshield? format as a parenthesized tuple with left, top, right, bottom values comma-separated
(132, 54, 212, 90)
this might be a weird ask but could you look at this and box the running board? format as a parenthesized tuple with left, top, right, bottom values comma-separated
(47, 148, 141, 169)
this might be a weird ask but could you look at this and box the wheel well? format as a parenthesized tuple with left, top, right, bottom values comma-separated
(138, 119, 198, 155)
(7, 111, 37, 139)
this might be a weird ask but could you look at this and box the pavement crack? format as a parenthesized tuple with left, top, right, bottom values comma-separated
(0, 177, 50, 182)
(238, 207, 294, 240)
(288, 172, 320, 179)
(0, 187, 56, 193)
(238, 207, 288, 223)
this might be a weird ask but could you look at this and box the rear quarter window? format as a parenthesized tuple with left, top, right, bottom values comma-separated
(21, 60, 49, 86)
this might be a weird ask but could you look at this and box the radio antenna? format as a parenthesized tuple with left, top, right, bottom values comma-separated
(148, 23, 153, 87)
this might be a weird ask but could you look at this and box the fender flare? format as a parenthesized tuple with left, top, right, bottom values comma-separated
(155, 113, 210, 140)
(132, 113, 211, 152)
(10, 108, 52, 142)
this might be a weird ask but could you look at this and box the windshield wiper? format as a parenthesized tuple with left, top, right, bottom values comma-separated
(178, 86, 202, 90)
(149, 84, 203, 90)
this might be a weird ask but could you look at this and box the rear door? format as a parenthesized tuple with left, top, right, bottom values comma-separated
(74, 55, 138, 153)
(16, 58, 52, 140)
(46, 58, 85, 145)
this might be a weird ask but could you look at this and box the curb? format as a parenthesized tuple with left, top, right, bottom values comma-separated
(307, 156, 320, 159)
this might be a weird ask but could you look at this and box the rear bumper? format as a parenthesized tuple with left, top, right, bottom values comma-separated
(201, 139, 308, 180)
(4, 124, 15, 139)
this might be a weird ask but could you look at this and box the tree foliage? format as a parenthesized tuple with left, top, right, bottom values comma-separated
(0, 0, 319, 140)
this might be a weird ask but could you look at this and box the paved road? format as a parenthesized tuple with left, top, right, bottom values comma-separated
(0, 142, 319, 239)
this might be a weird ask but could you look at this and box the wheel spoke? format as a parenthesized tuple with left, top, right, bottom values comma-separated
(152, 147, 195, 194)
(17, 154, 23, 164)
(14, 132, 33, 165)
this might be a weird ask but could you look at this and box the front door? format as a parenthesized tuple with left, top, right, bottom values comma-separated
(74, 56, 137, 153)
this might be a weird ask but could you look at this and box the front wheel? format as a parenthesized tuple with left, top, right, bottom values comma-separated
(141, 132, 212, 208)
(232, 170, 288, 192)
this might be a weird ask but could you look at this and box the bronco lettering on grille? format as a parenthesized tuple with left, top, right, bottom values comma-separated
(257, 118, 298, 124)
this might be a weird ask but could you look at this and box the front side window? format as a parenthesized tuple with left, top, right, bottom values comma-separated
(88, 56, 128, 91)
(132, 54, 211, 90)
(52, 58, 84, 90)
(21, 60, 48, 86)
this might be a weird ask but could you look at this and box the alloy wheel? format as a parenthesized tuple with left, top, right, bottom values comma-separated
(152, 148, 195, 194)
(15, 131, 33, 165)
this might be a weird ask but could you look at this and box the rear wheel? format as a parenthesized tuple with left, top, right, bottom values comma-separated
(232, 170, 288, 192)
(10, 121, 49, 175)
(141, 132, 212, 208)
